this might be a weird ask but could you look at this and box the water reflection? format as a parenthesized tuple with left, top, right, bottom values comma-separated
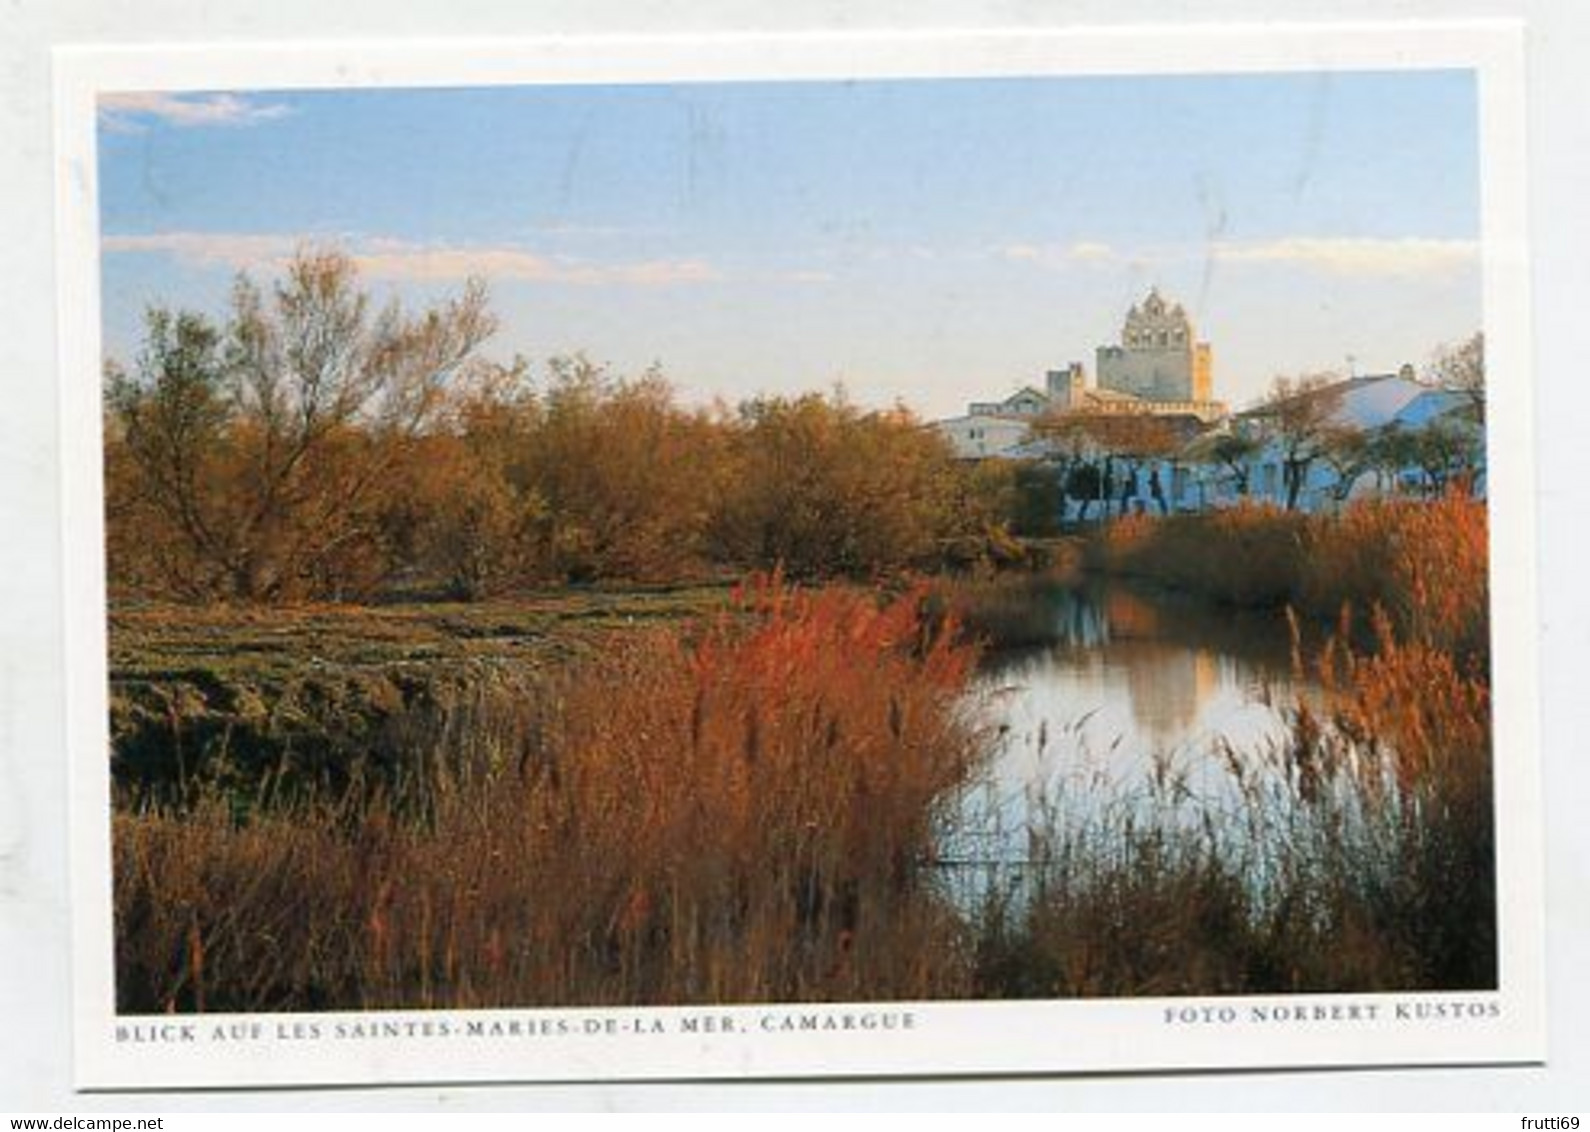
(941, 579, 1321, 872)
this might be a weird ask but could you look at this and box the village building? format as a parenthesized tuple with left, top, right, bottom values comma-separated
(935, 289, 1483, 517)
(936, 289, 1226, 460)
(1096, 368, 1483, 516)
(934, 411, 1037, 461)
(1227, 369, 1484, 510)
(1094, 287, 1215, 405)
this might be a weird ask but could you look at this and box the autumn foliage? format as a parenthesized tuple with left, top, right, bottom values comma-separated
(104, 251, 1015, 602)
(105, 249, 1499, 1007)
(1091, 491, 1489, 662)
(113, 579, 984, 1010)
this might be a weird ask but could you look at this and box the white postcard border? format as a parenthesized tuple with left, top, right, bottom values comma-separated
(54, 22, 1543, 1090)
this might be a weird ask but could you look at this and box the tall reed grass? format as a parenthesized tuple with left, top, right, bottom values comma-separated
(1090, 492, 1489, 664)
(114, 494, 1495, 1007)
(967, 564, 1494, 996)
(1089, 503, 1308, 608)
(114, 578, 984, 1011)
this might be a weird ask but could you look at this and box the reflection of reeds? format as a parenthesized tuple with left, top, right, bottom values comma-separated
(1089, 493, 1490, 667)
(926, 571, 1073, 651)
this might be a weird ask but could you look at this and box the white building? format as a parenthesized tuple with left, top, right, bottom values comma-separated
(936, 411, 1038, 460)
(933, 288, 1228, 460)
(932, 291, 1481, 515)
(1190, 370, 1484, 513)
(1002, 369, 1484, 522)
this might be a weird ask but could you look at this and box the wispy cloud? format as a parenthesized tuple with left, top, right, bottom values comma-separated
(1066, 241, 1119, 264)
(1209, 237, 1479, 278)
(102, 231, 722, 287)
(1000, 244, 1043, 262)
(998, 236, 1477, 279)
(779, 269, 837, 284)
(102, 231, 300, 267)
(99, 92, 294, 132)
(531, 223, 657, 241)
(1000, 241, 1122, 266)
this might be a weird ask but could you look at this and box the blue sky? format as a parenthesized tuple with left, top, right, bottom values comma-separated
(97, 71, 1482, 417)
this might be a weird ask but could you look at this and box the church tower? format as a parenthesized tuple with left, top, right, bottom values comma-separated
(1095, 288, 1213, 404)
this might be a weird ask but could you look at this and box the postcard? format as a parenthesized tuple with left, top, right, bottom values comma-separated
(54, 22, 1543, 1089)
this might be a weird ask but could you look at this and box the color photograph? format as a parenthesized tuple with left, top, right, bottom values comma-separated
(56, 26, 1541, 1086)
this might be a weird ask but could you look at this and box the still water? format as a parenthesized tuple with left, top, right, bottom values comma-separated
(941, 578, 1324, 871)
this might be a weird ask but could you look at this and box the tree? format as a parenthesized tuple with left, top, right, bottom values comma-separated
(1031, 409, 1183, 520)
(1194, 430, 1261, 498)
(381, 357, 551, 599)
(1432, 331, 1485, 426)
(1407, 419, 1484, 496)
(105, 311, 233, 597)
(1252, 374, 1346, 511)
(1364, 427, 1419, 495)
(108, 248, 496, 600)
(1027, 412, 1100, 522)
(935, 458, 1022, 568)
(714, 391, 959, 579)
(521, 356, 727, 582)
(1010, 461, 1065, 537)
(1319, 425, 1372, 505)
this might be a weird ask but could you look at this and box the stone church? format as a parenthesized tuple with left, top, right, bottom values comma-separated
(938, 287, 1226, 459)
(1095, 287, 1213, 403)
(1043, 287, 1221, 419)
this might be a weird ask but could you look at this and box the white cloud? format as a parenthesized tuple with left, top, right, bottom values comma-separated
(99, 92, 293, 131)
(780, 270, 837, 284)
(102, 232, 722, 287)
(349, 245, 564, 282)
(998, 236, 1476, 279)
(1000, 243, 1044, 262)
(350, 242, 719, 286)
(532, 223, 656, 240)
(1067, 241, 1118, 264)
(541, 257, 721, 287)
(1210, 237, 1479, 278)
(1000, 240, 1120, 266)
(101, 231, 300, 269)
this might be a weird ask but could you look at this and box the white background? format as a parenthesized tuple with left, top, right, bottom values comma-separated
(3, 0, 1586, 1112)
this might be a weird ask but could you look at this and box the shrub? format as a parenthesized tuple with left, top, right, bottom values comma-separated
(1087, 493, 1489, 660)
(1090, 503, 1308, 607)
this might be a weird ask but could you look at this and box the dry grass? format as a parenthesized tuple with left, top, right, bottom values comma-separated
(108, 584, 734, 802)
(112, 496, 1495, 1007)
(1090, 492, 1489, 661)
(924, 568, 1080, 652)
(1300, 492, 1489, 664)
(114, 578, 984, 1011)
(1089, 503, 1308, 608)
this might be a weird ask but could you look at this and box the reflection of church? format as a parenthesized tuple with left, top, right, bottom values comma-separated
(1122, 645, 1221, 746)
(1101, 588, 1221, 745)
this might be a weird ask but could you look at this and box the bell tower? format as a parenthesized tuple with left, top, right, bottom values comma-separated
(1096, 288, 1213, 403)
